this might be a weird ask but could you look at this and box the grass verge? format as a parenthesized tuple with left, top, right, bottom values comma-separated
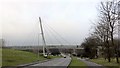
(68, 57, 87, 68)
(0, 48, 2, 66)
(2, 48, 47, 66)
(2, 48, 61, 66)
(90, 58, 120, 68)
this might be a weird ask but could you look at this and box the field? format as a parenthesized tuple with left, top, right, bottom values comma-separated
(2, 48, 47, 66)
(2, 49, 46, 66)
(2, 48, 63, 66)
(68, 57, 87, 68)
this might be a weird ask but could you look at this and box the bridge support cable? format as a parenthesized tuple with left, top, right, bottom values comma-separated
(43, 27, 54, 45)
(43, 24, 63, 45)
(44, 23, 76, 45)
(44, 23, 80, 55)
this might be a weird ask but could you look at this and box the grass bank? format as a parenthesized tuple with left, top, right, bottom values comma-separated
(2, 48, 47, 66)
(90, 58, 120, 68)
(68, 57, 87, 68)
(2, 48, 61, 66)
(0, 48, 2, 66)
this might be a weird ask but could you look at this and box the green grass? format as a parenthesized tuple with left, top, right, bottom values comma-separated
(2, 48, 63, 66)
(90, 58, 120, 68)
(68, 57, 87, 68)
(2, 48, 47, 66)
(0, 48, 2, 66)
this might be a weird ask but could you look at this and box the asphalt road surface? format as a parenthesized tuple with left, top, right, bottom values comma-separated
(23, 56, 71, 68)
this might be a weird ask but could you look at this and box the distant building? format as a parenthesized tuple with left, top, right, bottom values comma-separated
(0, 39, 5, 48)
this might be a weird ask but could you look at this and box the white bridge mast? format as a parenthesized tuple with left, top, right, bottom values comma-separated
(39, 17, 47, 57)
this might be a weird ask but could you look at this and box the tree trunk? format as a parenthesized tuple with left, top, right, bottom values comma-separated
(111, 29, 119, 63)
(115, 47, 119, 63)
(116, 53, 119, 63)
(107, 46, 111, 62)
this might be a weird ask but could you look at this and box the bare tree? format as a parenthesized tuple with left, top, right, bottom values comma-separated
(95, 0, 119, 63)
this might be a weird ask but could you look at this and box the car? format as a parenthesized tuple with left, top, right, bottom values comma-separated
(64, 56, 66, 58)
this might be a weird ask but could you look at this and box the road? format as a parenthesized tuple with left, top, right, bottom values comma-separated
(23, 56, 71, 68)
(78, 58, 105, 68)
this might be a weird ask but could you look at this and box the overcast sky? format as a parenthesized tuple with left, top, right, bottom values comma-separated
(0, 0, 105, 46)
